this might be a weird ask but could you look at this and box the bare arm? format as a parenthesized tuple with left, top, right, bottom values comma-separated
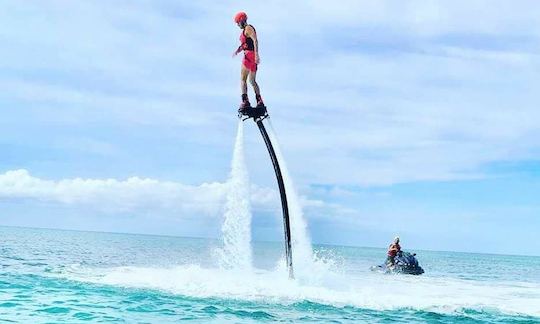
(232, 44, 242, 57)
(246, 26, 259, 64)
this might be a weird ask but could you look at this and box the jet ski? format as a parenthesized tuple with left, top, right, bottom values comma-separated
(371, 251, 424, 275)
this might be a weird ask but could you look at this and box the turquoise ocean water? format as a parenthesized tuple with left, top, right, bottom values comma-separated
(1, 226, 539, 323)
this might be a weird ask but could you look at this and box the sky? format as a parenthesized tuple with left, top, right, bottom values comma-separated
(1, 1, 539, 256)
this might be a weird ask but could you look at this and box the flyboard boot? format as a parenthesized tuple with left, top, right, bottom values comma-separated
(238, 94, 252, 116)
(255, 94, 265, 108)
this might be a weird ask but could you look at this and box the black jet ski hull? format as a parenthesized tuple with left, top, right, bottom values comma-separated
(371, 251, 425, 275)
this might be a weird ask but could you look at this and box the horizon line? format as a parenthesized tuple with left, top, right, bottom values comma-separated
(1, 224, 538, 258)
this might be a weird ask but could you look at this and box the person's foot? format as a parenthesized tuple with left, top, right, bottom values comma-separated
(239, 100, 252, 109)
(238, 100, 251, 115)
(238, 94, 251, 114)
(255, 95, 265, 107)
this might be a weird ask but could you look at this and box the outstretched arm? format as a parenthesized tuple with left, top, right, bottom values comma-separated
(232, 45, 242, 57)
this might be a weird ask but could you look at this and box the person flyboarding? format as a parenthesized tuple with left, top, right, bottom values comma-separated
(233, 11, 264, 114)
(232, 12, 292, 278)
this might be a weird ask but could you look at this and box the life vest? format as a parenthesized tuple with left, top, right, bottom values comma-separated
(387, 243, 401, 257)
(239, 24, 256, 51)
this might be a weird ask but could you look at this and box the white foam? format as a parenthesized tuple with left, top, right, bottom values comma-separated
(66, 264, 540, 317)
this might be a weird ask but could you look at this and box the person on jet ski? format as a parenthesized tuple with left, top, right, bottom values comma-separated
(386, 236, 401, 267)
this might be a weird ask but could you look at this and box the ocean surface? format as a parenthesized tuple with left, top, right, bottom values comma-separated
(1, 226, 539, 323)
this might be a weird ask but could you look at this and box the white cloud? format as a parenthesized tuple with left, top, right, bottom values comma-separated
(0, 169, 270, 215)
(0, 169, 335, 218)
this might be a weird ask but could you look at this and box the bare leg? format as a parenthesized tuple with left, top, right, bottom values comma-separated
(240, 66, 249, 95)
(248, 71, 261, 96)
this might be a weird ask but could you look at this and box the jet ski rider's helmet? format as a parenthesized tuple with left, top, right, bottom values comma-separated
(234, 12, 248, 27)
(394, 236, 400, 243)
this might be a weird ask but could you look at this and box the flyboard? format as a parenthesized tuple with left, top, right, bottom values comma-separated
(239, 104, 294, 279)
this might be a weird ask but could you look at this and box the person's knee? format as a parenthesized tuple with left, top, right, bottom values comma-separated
(249, 78, 257, 86)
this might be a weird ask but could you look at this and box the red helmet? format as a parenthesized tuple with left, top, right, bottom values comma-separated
(234, 12, 247, 24)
